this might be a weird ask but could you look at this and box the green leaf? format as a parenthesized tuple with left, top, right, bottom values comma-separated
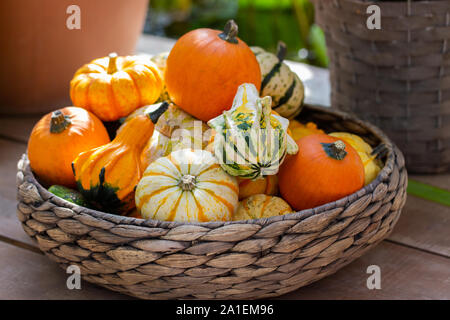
(407, 179, 450, 207)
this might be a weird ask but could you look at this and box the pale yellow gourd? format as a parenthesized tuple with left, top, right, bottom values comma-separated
(329, 132, 383, 185)
(233, 194, 293, 221)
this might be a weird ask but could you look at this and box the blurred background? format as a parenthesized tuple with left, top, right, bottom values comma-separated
(143, 0, 328, 67)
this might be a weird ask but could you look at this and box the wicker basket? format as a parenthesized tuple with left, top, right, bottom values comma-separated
(314, 0, 450, 173)
(16, 105, 407, 300)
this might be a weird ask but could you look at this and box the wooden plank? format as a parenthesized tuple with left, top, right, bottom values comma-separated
(388, 195, 450, 257)
(0, 241, 129, 299)
(279, 241, 450, 300)
(0, 138, 37, 247)
(0, 115, 40, 143)
(410, 173, 450, 191)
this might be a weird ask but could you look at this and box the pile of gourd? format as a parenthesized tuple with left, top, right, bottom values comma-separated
(28, 20, 383, 223)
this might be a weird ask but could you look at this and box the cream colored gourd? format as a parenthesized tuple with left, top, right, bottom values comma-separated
(251, 42, 304, 118)
(135, 149, 239, 222)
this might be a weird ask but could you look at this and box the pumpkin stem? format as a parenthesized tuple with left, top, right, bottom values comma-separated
(218, 20, 239, 44)
(179, 174, 196, 191)
(107, 52, 118, 74)
(50, 110, 71, 133)
(322, 140, 347, 160)
(276, 41, 287, 62)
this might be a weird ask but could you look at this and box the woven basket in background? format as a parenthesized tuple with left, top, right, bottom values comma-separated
(16, 105, 407, 300)
(314, 0, 450, 173)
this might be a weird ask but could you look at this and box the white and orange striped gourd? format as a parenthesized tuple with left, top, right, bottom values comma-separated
(135, 149, 239, 222)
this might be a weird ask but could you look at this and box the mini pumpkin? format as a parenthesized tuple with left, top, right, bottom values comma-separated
(70, 53, 163, 121)
(289, 120, 325, 141)
(208, 83, 298, 179)
(72, 103, 168, 214)
(251, 42, 305, 118)
(278, 134, 365, 211)
(164, 20, 261, 121)
(329, 132, 383, 185)
(136, 149, 239, 222)
(237, 175, 278, 200)
(27, 107, 110, 188)
(233, 194, 292, 221)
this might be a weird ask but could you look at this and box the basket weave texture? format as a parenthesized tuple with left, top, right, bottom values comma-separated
(16, 105, 407, 300)
(314, 0, 450, 173)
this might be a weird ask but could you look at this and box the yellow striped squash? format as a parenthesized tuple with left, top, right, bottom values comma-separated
(135, 149, 239, 222)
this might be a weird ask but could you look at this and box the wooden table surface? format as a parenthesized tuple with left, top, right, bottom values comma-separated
(0, 35, 449, 300)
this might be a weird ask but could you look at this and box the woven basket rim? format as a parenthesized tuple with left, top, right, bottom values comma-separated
(22, 104, 396, 228)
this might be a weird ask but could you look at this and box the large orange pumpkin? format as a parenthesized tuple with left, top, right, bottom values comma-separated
(278, 134, 365, 211)
(164, 20, 261, 122)
(70, 53, 163, 121)
(27, 107, 110, 188)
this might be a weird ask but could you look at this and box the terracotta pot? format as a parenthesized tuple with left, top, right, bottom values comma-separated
(0, 0, 149, 115)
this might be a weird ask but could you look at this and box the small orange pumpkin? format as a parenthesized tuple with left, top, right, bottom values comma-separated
(72, 104, 167, 214)
(288, 120, 325, 141)
(70, 53, 163, 121)
(278, 134, 365, 211)
(237, 175, 278, 200)
(164, 20, 261, 121)
(27, 107, 110, 188)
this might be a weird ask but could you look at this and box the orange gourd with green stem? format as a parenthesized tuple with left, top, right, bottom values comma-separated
(70, 53, 163, 121)
(278, 134, 365, 211)
(164, 20, 261, 122)
(72, 104, 168, 214)
(27, 107, 110, 188)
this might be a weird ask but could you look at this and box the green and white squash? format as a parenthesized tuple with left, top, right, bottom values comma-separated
(251, 42, 305, 119)
(208, 83, 298, 180)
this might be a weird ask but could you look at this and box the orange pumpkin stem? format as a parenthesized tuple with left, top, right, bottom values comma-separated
(218, 20, 239, 44)
(322, 140, 347, 160)
(107, 52, 118, 74)
(50, 110, 71, 133)
(179, 174, 197, 191)
(276, 41, 287, 62)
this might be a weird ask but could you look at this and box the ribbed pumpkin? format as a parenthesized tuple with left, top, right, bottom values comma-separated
(164, 20, 261, 122)
(208, 83, 298, 179)
(279, 134, 365, 211)
(251, 42, 304, 118)
(72, 104, 167, 214)
(136, 149, 239, 222)
(233, 194, 292, 221)
(329, 132, 383, 185)
(237, 175, 278, 200)
(27, 107, 110, 188)
(70, 53, 163, 121)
